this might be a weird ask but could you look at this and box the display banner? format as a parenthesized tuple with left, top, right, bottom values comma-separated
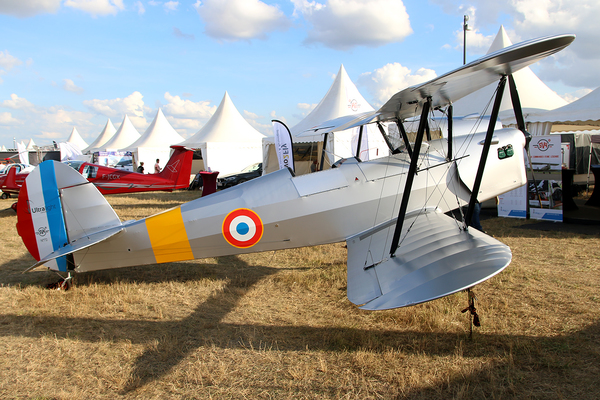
(498, 183, 527, 218)
(528, 135, 563, 221)
(528, 135, 562, 170)
(272, 120, 295, 173)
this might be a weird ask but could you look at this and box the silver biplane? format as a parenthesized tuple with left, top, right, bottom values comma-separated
(16, 34, 574, 310)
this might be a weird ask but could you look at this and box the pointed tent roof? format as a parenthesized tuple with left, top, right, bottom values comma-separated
(182, 92, 265, 146)
(290, 65, 375, 135)
(452, 26, 568, 116)
(85, 119, 117, 153)
(124, 108, 185, 150)
(66, 127, 88, 150)
(100, 115, 141, 151)
(26, 138, 36, 149)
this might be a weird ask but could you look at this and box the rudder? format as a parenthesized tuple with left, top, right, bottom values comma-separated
(157, 146, 193, 189)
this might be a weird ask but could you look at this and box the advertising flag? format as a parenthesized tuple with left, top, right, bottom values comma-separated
(272, 120, 295, 173)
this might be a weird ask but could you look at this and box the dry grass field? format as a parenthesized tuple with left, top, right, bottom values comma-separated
(1, 191, 599, 399)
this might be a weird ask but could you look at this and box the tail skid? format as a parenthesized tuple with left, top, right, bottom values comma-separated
(17, 161, 123, 272)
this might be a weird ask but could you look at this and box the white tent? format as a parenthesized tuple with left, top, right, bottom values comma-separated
(26, 138, 36, 150)
(181, 92, 266, 175)
(452, 26, 567, 117)
(66, 127, 88, 151)
(263, 65, 389, 175)
(503, 86, 600, 135)
(100, 114, 141, 151)
(123, 108, 185, 170)
(84, 119, 116, 153)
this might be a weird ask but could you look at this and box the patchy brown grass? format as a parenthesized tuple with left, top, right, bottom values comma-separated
(1, 191, 599, 399)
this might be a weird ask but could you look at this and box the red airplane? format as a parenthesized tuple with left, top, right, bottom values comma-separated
(1, 146, 193, 198)
(66, 145, 193, 195)
(0, 163, 31, 199)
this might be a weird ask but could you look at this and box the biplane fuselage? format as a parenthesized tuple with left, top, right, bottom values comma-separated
(18, 128, 525, 274)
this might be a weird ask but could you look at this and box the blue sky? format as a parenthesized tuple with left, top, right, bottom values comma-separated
(1, 0, 598, 148)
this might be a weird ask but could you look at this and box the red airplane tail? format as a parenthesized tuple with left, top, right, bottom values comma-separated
(2, 165, 20, 195)
(156, 146, 193, 189)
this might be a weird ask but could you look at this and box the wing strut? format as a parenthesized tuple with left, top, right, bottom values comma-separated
(355, 125, 364, 159)
(397, 120, 413, 157)
(509, 73, 543, 207)
(376, 122, 402, 156)
(508, 74, 528, 141)
(465, 75, 507, 228)
(389, 97, 431, 257)
(447, 104, 453, 161)
(319, 132, 328, 171)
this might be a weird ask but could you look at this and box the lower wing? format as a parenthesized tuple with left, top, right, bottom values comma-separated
(346, 208, 511, 310)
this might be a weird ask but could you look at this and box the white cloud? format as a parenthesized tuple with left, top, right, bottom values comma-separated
(0, 50, 23, 71)
(64, 0, 125, 17)
(243, 110, 262, 120)
(358, 63, 437, 106)
(160, 92, 217, 134)
(560, 88, 592, 103)
(63, 78, 84, 94)
(2, 94, 35, 110)
(0, 0, 61, 18)
(83, 91, 148, 128)
(173, 27, 194, 40)
(162, 92, 216, 119)
(134, 1, 145, 14)
(453, 28, 494, 56)
(292, 0, 413, 50)
(196, 0, 291, 41)
(164, 1, 178, 12)
(0, 112, 19, 125)
(431, 0, 600, 90)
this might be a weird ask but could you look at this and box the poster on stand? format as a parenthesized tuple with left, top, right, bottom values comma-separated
(498, 183, 527, 218)
(528, 136, 563, 221)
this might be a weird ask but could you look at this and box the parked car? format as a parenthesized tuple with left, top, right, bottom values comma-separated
(217, 163, 262, 189)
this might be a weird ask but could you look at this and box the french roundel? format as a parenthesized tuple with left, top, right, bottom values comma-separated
(222, 208, 264, 248)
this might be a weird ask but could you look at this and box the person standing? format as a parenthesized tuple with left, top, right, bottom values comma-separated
(136, 162, 145, 173)
(154, 159, 161, 174)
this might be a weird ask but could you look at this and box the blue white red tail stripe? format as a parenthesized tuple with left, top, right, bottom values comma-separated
(18, 162, 69, 272)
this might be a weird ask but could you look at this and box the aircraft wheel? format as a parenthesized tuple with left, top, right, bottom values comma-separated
(1, 192, 8, 199)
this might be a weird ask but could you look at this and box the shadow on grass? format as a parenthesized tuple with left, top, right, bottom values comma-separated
(1, 253, 599, 397)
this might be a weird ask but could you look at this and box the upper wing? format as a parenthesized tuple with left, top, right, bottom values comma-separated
(299, 34, 575, 136)
(346, 208, 511, 310)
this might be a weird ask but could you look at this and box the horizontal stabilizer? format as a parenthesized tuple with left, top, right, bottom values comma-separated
(346, 209, 511, 310)
(24, 226, 124, 272)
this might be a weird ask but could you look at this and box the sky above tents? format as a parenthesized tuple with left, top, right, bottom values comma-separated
(1, 0, 598, 149)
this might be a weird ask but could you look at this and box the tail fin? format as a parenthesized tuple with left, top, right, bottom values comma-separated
(1, 165, 20, 194)
(17, 161, 122, 272)
(156, 146, 193, 189)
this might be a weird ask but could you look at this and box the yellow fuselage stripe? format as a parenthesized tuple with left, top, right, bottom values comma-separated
(145, 207, 194, 264)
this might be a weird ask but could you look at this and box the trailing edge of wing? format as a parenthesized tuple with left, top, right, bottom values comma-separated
(346, 209, 511, 310)
(296, 111, 378, 137)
